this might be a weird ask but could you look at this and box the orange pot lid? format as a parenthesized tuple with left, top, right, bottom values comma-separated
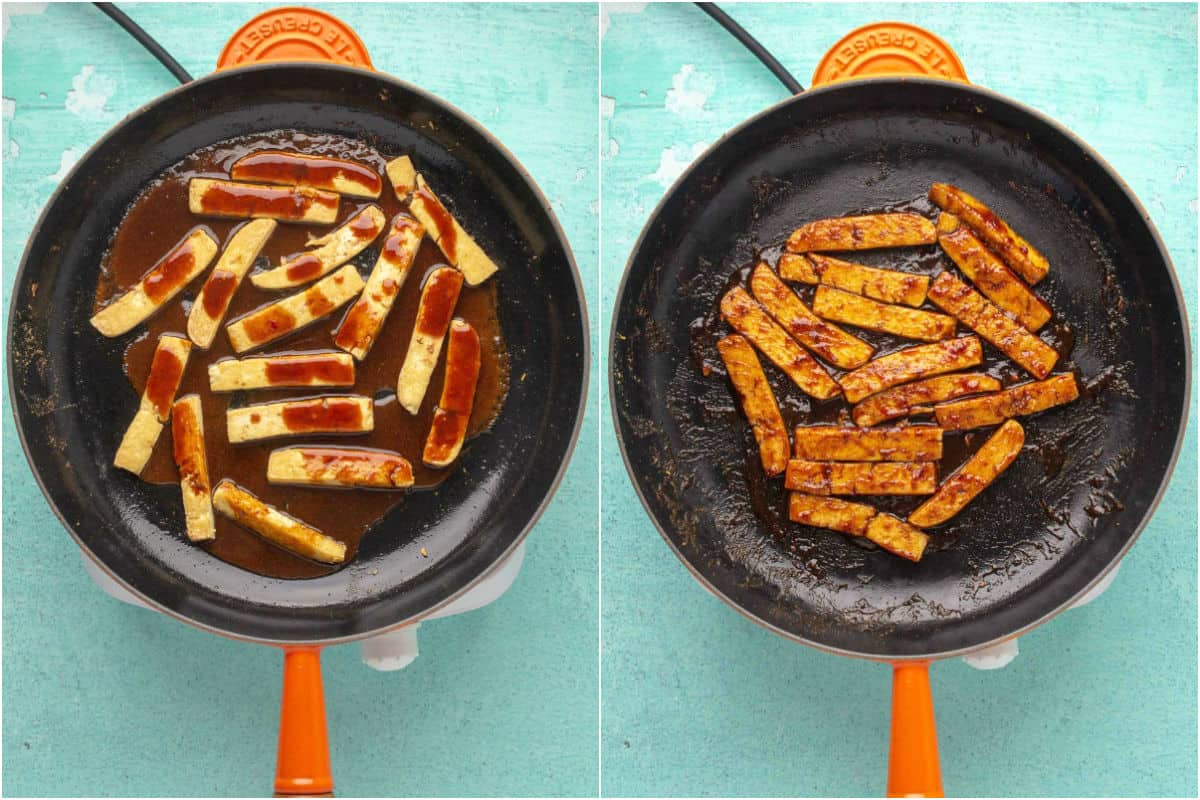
(217, 7, 373, 71)
(812, 22, 967, 86)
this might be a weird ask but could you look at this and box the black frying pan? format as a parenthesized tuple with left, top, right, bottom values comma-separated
(609, 76, 1188, 794)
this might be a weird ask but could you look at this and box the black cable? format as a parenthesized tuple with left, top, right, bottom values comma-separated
(695, 3, 803, 95)
(93, 3, 192, 84)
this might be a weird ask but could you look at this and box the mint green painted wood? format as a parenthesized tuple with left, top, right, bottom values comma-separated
(2, 3, 598, 796)
(601, 4, 1196, 797)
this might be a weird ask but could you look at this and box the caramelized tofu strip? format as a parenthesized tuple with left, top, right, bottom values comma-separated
(813, 285, 956, 342)
(170, 394, 214, 542)
(785, 460, 937, 495)
(929, 183, 1048, 284)
(865, 514, 929, 562)
(114, 335, 192, 475)
(208, 352, 355, 392)
(936, 212, 1051, 331)
(720, 286, 841, 400)
(807, 254, 930, 307)
(716, 334, 790, 476)
(226, 396, 374, 443)
(385, 154, 418, 198)
(927, 271, 1058, 378)
(334, 213, 425, 360)
(839, 336, 983, 403)
(852, 373, 1002, 427)
(786, 213, 936, 253)
(267, 447, 414, 489)
(423, 320, 482, 468)
(251, 205, 385, 289)
(226, 264, 365, 353)
(934, 373, 1079, 430)
(749, 264, 874, 369)
(792, 426, 943, 462)
(230, 150, 382, 199)
(788, 493, 875, 536)
(213, 480, 346, 564)
(777, 253, 821, 283)
(187, 220, 276, 349)
(397, 267, 464, 413)
(188, 178, 339, 225)
(92, 228, 219, 337)
(909, 419, 1025, 526)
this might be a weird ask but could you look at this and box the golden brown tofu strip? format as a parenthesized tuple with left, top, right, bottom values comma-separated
(267, 447, 414, 489)
(788, 493, 874, 536)
(720, 286, 841, 400)
(792, 426, 943, 462)
(786, 213, 936, 253)
(936, 213, 1051, 331)
(807, 254, 930, 307)
(114, 335, 192, 475)
(188, 178, 339, 225)
(934, 373, 1079, 430)
(250, 205, 385, 290)
(230, 150, 382, 199)
(852, 373, 1003, 427)
(226, 265, 365, 353)
(839, 336, 983, 404)
(749, 264, 874, 370)
(926, 271, 1058, 379)
(865, 514, 929, 562)
(777, 253, 821, 283)
(423, 320, 482, 469)
(785, 460, 937, 495)
(929, 183, 1049, 285)
(171, 394, 215, 542)
(213, 480, 346, 564)
(716, 334, 790, 476)
(909, 419, 1025, 526)
(813, 285, 956, 342)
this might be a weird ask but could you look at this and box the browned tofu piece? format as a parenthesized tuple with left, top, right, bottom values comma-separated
(113, 334, 192, 475)
(909, 419, 1025, 526)
(807, 254, 929, 307)
(926, 271, 1058, 379)
(934, 373, 1079, 430)
(777, 253, 821, 283)
(839, 336, 983, 404)
(786, 213, 936, 252)
(423, 320, 482, 469)
(267, 447, 414, 489)
(716, 334, 790, 476)
(785, 460, 937, 495)
(852, 373, 1003, 427)
(937, 212, 1051, 331)
(719, 286, 841, 400)
(230, 150, 383, 199)
(792, 425, 943, 462)
(929, 183, 1049, 284)
(788, 493, 875, 536)
(748, 263, 874, 370)
(396, 267, 465, 414)
(865, 514, 929, 562)
(188, 178, 339, 225)
(812, 285, 956, 342)
(226, 265, 364, 353)
(171, 394, 214, 542)
(213, 480, 346, 563)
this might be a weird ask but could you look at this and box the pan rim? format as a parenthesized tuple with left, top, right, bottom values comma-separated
(607, 75, 1192, 662)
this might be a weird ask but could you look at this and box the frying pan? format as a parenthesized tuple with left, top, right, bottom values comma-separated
(609, 20, 1189, 796)
(7, 11, 588, 794)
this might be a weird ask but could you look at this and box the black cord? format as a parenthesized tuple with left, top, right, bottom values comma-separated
(695, 3, 803, 95)
(93, 3, 192, 84)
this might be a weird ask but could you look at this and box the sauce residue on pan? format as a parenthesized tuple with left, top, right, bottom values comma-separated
(95, 131, 509, 579)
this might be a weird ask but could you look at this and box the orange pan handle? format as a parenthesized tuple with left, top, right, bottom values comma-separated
(811, 22, 968, 87)
(217, 7, 374, 71)
(886, 661, 943, 798)
(275, 647, 334, 796)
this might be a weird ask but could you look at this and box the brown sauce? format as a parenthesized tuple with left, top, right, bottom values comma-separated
(242, 305, 298, 344)
(279, 397, 365, 432)
(264, 354, 354, 386)
(350, 211, 382, 238)
(231, 150, 383, 197)
(143, 234, 200, 303)
(425, 409, 468, 459)
(441, 323, 481, 413)
(415, 268, 463, 336)
(201, 269, 239, 318)
(299, 447, 414, 486)
(200, 180, 336, 219)
(285, 255, 323, 282)
(145, 347, 184, 418)
(417, 186, 458, 261)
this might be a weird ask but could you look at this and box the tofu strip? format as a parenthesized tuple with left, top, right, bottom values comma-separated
(226, 264, 364, 353)
(396, 267, 464, 414)
(91, 228, 219, 337)
(839, 336, 983, 404)
(230, 150, 383, 199)
(170, 394, 214, 542)
(806, 254, 930, 307)
(786, 213, 936, 253)
(227, 396, 374, 443)
(785, 460, 937, 495)
(423, 320, 482, 468)
(188, 178, 338, 225)
(787, 494, 928, 561)
(934, 373, 1079, 430)
(936, 212, 1051, 331)
(864, 514, 929, 562)
(852, 373, 1002, 427)
(792, 426, 943, 462)
(187, 219, 276, 349)
(385, 154, 418, 198)
(813, 285, 956, 342)
(208, 352, 355, 392)
(250, 205, 386, 289)
(267, 447, 414, 489)
(213, 480, 346, 564)
(926, 271, 1058, 379)
(749, 264, 874, 369)
(114, 334, 192, 475)
(719, 286, 841, 400)
(334, 213, 425, 360)
(929, 183, 1048, 284)
(716, 334, 790, 476)
(909, 419, 1025, 527)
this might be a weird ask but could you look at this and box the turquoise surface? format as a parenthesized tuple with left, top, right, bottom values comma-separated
(601, 3, 1197, 797)
(2, 3, 598, 797)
